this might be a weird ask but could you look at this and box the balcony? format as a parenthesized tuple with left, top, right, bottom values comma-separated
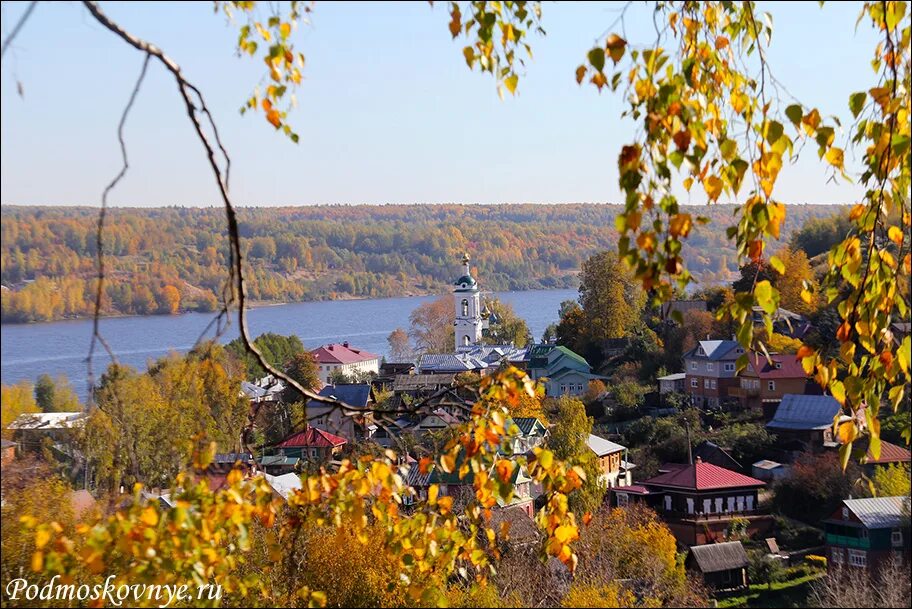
(826, 533, 871, 549)
(729, 386, 760, 399)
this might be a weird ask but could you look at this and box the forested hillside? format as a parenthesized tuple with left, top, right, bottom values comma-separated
(0, 203, 845, 322)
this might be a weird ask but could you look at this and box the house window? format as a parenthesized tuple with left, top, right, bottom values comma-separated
(737, 496, 745, 511)
(686, 498, 694, 514)
(768, 381, 776, 391)
(698, 347, 705, 356)
(560, 384, 566, 394)
(707, 362, 714, 372)
(724, 363, 735, 372)
(715, 497, 723, 513)
(461, 298, 469, 316)
(831, 548, 844, 564)
(310, 448, 317, 458)
(842, 507, 850, 520)
(704, 379, 711, 389)
(727, 497, 735, 512)
(463, 335, 471, 346)
(892, 529, 903, 547)
(703, 499, 712, 514)
(617, 493, 629, 507)
(690, 361, 698, 370)
(691, 378, 698, 388)
(664, 495, 672, 511)
(710, 379, 717, 389)
(848, 550, 867, 568)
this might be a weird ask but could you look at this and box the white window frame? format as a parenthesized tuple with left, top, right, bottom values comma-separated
(892, 529, 903, 547)
(707, 362, 714, 372)
(691, 378, 698, 388)
(848, 549, 866, 568)
(617, 493, 629, 507)
(690, 361, 698, 370)
(768, 380, 776, 392)
(711, 379, 717, 389)
(704, 378, 711, 389)
(724, 362, 736, 372)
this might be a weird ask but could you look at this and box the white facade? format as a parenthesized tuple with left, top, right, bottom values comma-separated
(454, 253, 483, 352)
(317, 359, 379, 384)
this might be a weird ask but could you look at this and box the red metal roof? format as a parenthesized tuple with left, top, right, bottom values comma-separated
(643, 459, 766, 491)
(311, 343, 379, 365)
(745, 352, 808, 379)
(276, 426, 347, 449)
(866, 440, 911, 465)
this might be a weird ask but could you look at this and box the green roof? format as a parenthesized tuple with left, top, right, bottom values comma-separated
(454, 274, 477, 289)
(553, 346, 590, 368)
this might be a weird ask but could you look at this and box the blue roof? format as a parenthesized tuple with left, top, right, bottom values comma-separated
(767, 394, 845, 430)
(310, 384, 371, 408)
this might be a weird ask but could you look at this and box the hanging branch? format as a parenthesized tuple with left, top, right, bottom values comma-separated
(0, 1, 38, 59)
(86, 54, 150, 404)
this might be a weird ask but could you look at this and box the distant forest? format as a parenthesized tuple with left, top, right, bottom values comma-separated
(0, 204, 845, 323)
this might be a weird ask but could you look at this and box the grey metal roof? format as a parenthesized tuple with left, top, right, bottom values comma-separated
(311, 383, 371, 408)
(511, 417, 547, 436)
(657, 372, 686, 381)
(689, 541, 749, 573)
(844, 497, 911, 529)
(587, 434, 626, 457)
(766, 394, 846, 430)
(684, 340, 743, 361)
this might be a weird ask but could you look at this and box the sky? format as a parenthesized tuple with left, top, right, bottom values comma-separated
(0, 1, 881, 207)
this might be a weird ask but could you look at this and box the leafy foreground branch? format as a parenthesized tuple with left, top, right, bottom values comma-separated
(18, 368, 588, 608)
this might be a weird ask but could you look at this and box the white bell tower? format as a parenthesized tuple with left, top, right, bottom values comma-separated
(453, 252, 482, 352)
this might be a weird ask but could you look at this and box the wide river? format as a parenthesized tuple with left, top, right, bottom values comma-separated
(0, 289, 576, 401)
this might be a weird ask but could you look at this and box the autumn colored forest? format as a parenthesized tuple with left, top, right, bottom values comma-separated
(0, 203, 844, 323)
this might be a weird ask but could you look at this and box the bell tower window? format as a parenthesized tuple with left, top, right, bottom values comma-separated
(463, 335, 471, 346)
(462, 299, 469, 317)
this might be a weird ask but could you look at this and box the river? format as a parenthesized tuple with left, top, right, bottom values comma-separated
(0, 289, 577, 401)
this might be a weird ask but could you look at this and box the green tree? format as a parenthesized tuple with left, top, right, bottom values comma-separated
(578, 251, 643, 343)
(227, 332, 305, 379)
(34, 374, 80, 413)
(482, 297, 530, 347)
(872, 463, 912, 497)
(283, 351, 321, 402)
(547, 396, 603, 516)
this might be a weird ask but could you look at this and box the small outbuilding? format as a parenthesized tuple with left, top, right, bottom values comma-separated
(686, 541, 750, 591)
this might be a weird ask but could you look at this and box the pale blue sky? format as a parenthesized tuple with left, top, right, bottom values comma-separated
(1, 1, 879, 206)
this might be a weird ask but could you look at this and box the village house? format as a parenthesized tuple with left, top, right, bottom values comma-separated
(751, 306, 811, 338)
(732, 352, 813, 414)
(765, 394, 851, 455)
(587, 434, 633, 488)
(686, 541, 750, 592)
(862, 440, 911, 473)
(683, 340, 746, 410)
(404, 458, 536, 517)
(306, 383, 375, 442)
(508, 417, 549, 455)
(311, 342, 380, 385)
(613, 457, 771, 546)
(657, 372, 686, 402)
(527, 344, 603, 398)
(824, 496, 911, 573)
(272, 426, 347, 462)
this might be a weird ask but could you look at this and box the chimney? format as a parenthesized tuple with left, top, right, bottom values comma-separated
(343, 341, 349, 348)
(695, 456, 703, 464)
